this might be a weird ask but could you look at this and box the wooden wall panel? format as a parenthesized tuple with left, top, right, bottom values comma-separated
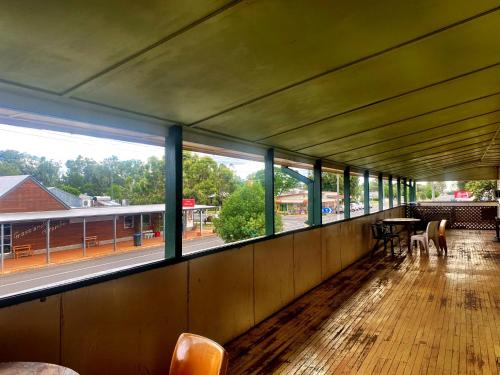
(188, 245, 254, 344)
(293, 228, 322, 297)
(254, 236, 294, 324)
(339, 221, 356, 269)
(0, 296, 60, 364)
(60, 263, 188, 375)
(321, 224, 342, 279)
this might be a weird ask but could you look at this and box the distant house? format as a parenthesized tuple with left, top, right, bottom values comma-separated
(0, 175, 69, 213)
(0, 175, 162, 255)
(0, 175, 214, 256)
(275, 189, 343, 214)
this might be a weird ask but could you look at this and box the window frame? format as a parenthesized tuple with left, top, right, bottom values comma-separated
(124, 215, 134, 229)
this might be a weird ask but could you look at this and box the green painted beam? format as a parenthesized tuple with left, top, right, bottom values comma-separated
(344, 166, 350, 219)
(397, 177, 401, 206)
(313, 159, 322, 226)
(364, 170, 370, 215)
(280, 166, 311, 185)
(165, 125, 183, 259)
(265, 148, 274, 236)
(403, 178, 408, 204)
(388, 175, 393, 208)
(378, 173, 384, 211)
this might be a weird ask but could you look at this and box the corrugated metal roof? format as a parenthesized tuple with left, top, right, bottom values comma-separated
(0, 204, 216, 224)
(0, 175, 29, 198)
(47, 187, 82, 208)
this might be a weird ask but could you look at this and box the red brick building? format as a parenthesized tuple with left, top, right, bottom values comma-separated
(0, 176, 162, 255)
(0, 176, 214, 257)
(0, 175, 69, 213)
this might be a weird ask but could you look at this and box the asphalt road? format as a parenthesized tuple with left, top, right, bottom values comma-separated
(0, 235, 224, 298)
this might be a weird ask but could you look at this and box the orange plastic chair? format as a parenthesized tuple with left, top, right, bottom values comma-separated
(170, 333, 228, 375)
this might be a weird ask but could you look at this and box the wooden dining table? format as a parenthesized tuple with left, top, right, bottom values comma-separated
(0, 362, 78, 374)
(382, 218, 421, 252)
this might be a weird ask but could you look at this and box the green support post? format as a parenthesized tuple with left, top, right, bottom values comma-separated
(364, 170, 370, 215)
(265, 149, 275, 235)
(378, 173, 383, 211)
(313, 159, 322, 226)
(280, 166, 313, 225)
(388, 175, 394, 208)
(344, 166, 350, 219)
(403, 178, 408, 204)
(397, 177, 401, 206)
(165, 125, 183, 259)
(408, 179, 413, 203)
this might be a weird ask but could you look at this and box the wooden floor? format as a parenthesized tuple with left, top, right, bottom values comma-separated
(227, 230, 500, 374)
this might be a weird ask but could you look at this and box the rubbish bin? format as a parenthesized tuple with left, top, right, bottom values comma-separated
(133, 233, 142, 246)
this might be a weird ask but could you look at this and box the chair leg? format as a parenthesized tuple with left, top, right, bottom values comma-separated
(371, 240, 379, 256)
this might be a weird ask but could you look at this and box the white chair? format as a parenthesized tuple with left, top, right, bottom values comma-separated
(411, 221, 439, 252)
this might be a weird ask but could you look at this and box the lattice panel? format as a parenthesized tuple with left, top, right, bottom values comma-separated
(406, 204, 496, 230)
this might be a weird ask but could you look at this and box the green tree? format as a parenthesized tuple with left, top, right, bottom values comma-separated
(214, 183, 282, 242)
(0, 150, 61, 186)
(35, 157, 61, 187)
(127, 156, 165, 204)
(247, 168, 301, 196)
(414, 182, 446, 201)
(59, 184, 81, 196)
(464, 180, 496, 201)
(183, 152, 240, 205)
(322, 172, 362, 201)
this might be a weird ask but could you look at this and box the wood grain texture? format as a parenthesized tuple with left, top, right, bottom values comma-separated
(226, 230, 500, 374)
(0, 362, 78, 374)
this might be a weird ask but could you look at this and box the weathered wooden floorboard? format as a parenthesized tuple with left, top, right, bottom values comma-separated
(226, 230, 500, 375)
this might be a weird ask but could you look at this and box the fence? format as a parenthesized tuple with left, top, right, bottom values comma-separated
(406, 203, 497, 230)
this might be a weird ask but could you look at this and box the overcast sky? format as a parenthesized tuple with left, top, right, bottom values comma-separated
(0, 123, 263, 178)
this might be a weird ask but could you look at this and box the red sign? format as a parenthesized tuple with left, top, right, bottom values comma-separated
(454, 191, 470, 199)
(182, 198, 196, 208)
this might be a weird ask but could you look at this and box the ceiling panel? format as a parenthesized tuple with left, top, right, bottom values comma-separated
(299, 96, 500, 158)
(339, 138, 494, 178)
(421, 166, 497, 181)
(261, 65, 500, 151)
(192, 10, 500, 139)
(377, 144, 489, 172)
(69, 1, 499, 123)
(320, 112, 500, 163)
(0, 0, 231, 93)
(341, 126, 499, 168)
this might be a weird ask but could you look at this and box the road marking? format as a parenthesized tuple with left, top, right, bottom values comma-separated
(0, 250, 162, 287)
(0, 237, 225, 289)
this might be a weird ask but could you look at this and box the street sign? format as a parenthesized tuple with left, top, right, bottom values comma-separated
(182, 198, 196, 208)
(322, 207, 332, 214)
